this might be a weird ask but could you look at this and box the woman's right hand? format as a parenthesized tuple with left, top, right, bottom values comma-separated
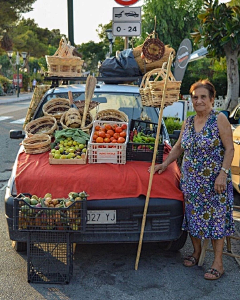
(148, 162, 168, 174)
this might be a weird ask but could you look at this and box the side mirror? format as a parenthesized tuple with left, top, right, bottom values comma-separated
(10, 130, 25, 139)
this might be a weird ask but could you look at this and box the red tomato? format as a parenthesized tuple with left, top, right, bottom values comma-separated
(112, 124, 118, 130)
(111, 139, 117, 143)
(100, 126, 106, 132)
(98, 131, 106, 138)
(121, 124, 127, 130)
(95, 125, 100, 131)
(115, 126, 123, 133)
(110, 137, 115, 142)
(93, 134, 98, 140)
(96, 137, 103, 143)
(104, 137, 110, 143)
(107, 129, 114, 137)
(113, 132, 120, 139)
(120, 131, 126, 137)
(117, 137, 125, 143)
(94, 131, 99, 136)
(105, 124, 112, 130)
(105, 133, 111, 138)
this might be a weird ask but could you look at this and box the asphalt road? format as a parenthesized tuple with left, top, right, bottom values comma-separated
(0, 100, 240, 300)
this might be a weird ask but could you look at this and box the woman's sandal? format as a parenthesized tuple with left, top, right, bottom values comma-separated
(183, 255, 199, 267)
(204, 268, 225, 280)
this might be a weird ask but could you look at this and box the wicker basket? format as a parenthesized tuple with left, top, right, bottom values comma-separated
(94, 109, 128, 122)
(74, 100, 100, 113)
(140, 67, 181, 107)
(25, 116, 58, 136)
(60, 111, 93, 131)
(65, 108, 82, 128)
(43, 98, 70, 121)
(133, 44, 175, 74)
(22, 134, 51, 154)
(45, 37, 84, 77)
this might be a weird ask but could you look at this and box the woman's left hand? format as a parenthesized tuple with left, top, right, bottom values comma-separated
(214, 173, 227, 194)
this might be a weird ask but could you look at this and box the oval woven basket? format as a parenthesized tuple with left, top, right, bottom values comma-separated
(23, 134, 51, 154)
(94, 109, 128, 122)
(43, 98, 70, 121)
(25, 116, 58, 136)
(65, 108, 82, 128)
(74, 100, 100, 113)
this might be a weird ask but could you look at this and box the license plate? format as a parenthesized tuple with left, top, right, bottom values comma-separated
(87, 210, 116, 224)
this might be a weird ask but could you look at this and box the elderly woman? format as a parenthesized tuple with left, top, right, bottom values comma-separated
(151, 79, 235, 280)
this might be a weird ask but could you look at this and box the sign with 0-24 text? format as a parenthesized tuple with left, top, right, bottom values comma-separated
(113, 22, 141, 36)
(114, 0, 139, 6)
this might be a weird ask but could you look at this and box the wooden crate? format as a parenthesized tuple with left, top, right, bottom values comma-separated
(49, 153, 87, 165)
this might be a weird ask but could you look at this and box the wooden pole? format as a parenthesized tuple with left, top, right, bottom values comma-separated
(135, 52, 174, 270)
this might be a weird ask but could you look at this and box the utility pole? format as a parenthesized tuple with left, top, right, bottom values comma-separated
(67, 0, 74, 45)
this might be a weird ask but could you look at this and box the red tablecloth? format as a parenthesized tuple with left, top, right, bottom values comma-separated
(15, 150, 184, 201)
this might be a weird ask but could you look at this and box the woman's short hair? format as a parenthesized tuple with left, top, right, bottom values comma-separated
(189, 79, 216, 99)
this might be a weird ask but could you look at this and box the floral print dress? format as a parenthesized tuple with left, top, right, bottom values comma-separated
(181, 110, 235, 239)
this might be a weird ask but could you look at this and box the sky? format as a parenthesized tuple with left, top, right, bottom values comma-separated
(23, 0, 144, 45)
(23, 0, 229, 45)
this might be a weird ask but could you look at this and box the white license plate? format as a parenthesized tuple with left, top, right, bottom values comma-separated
(87, 210, 116, 224)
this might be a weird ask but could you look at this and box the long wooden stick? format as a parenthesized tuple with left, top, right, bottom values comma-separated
(135, 52, 174, 270)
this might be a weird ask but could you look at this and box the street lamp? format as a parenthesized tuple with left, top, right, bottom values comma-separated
(7, 51, 27, 97)
(105, 29, 115, 57)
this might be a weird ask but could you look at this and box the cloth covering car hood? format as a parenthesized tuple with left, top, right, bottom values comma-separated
(15, 146, 184, 201)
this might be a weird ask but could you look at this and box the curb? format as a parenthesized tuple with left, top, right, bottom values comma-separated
(0, 94, 33, 104)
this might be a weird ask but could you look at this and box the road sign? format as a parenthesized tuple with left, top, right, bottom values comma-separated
(113, 7, 141, 22)
(13, 74, 23, 88)
(113, 22, 141, 36)
(114, 0, 139, 6)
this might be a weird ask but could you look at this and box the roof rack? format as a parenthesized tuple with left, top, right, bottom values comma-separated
(44, 76, 143, 88)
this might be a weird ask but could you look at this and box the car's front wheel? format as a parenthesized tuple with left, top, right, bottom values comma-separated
(159, 231, 188, 252)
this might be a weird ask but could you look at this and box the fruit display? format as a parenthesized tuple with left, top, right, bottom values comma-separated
(91, 122, 128, 144)
(15, 191, 88, 231)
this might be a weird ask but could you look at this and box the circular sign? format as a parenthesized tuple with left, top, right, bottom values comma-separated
(114, 0, 139, 6)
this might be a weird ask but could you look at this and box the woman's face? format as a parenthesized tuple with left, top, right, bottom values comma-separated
(191, 87, 214, 114)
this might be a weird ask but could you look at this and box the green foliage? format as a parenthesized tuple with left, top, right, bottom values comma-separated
(164, 117, 183, 134)
(141, 0, 204, 50)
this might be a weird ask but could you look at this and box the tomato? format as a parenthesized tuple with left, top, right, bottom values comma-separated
(96, 137, 104, 143)
(113, 132, 120, 139)
(112, 124, 118, 130)
(95, 125, 100, 131)
(100, 126, 106, 132)
(110, 137, 115, 142)
(105, 133, 111, 138)
(121, 124, 127, 130)
(119, 131, 126, 137)
(115, 126, 122, 133)
(105, 124, 112, 131)
(93, 134, 98, 140)
(111, 139, 117, 143)
(104, 137, 110, 143)
(98, 131, 106, 138)
(94, 131, 99, 136)
(117, 137, 125, 143)
(107, 129, 114, 137)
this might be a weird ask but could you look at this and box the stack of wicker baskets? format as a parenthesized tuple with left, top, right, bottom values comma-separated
(22, 134, 51, 154)
(45, 37, 84, 77)
(139, 67, 181, 108)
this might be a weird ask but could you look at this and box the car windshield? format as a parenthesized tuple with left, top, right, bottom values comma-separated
(34, 91, 160, 124)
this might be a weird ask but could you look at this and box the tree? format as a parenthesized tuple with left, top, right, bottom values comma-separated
(141, 0, 204, 51)
(191, 0, 240, 110)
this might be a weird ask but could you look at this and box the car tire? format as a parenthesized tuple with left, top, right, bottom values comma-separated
(12, 241, 27, 252)
(159, 231, 188, 252)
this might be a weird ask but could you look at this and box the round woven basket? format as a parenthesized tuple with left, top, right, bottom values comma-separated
(74, 100, 100, 113)
(60, 111, 93, 130)
(25, 116, 58, 136)
(22, 134, 51, 154)
(65, 108, 82, 128)
(142, 37, 165, 62)
(94, 109, 128, 122)
(43, 98, 70, 121)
